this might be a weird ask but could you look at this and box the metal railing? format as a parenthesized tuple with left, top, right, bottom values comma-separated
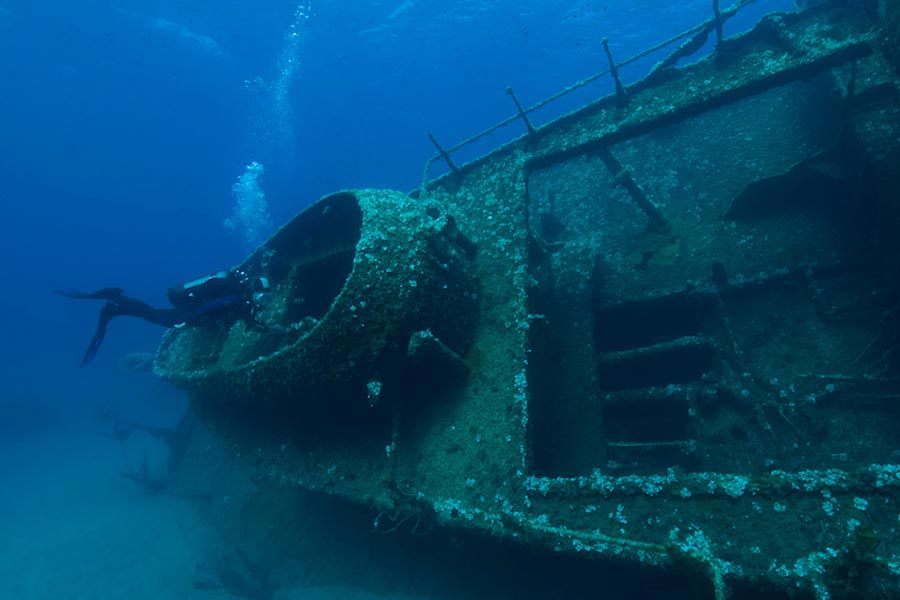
(419, 0, 768, 192)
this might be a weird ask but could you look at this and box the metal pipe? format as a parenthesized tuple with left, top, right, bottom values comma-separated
(506, 86, 536, 136)
(713, 0, 724, 46)
(428, 132, 460, 175)
(602, 38, 629, 105)
(597, 147, 668, 231)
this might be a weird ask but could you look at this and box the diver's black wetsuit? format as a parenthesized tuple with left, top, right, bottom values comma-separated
(56, 271, 265, 365)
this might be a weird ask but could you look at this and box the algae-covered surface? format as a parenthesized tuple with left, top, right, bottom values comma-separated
(155, 3, 900, 598)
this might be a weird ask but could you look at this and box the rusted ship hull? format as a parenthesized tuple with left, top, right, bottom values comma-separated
(156, 2, 900, 597)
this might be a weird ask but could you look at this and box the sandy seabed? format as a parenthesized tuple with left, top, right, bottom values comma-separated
(0, 427, 429, 600)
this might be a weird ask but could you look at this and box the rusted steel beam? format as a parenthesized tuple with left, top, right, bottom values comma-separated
(602, 37, 629, 106)
(713, 0, 724, 46)
(428, 131, 460, 175)
(506, 86, 536, 136)
(596, 147, 669, 230)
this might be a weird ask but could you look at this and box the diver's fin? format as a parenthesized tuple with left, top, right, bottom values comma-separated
(80, 302, 120, 366)
(55, 287, 125, 301)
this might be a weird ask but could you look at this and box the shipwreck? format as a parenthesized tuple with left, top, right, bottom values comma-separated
(154, 0, 900, 597)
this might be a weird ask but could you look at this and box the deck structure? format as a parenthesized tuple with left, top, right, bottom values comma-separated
(157, 2, 900, 596)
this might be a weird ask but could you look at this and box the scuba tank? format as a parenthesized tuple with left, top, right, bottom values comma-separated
(167, 271, 244, 308)
(168, 270, 272, 311)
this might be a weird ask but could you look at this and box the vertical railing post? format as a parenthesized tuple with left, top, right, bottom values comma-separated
(506, 86, 536, 136)
(713, 0, 723, 47)
(428, 132, 461, 175)
(602, 38, 629, 106)
(420, 3, 759, 189)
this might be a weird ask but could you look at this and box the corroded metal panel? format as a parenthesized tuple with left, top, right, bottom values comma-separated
(159, 4, 900, 597)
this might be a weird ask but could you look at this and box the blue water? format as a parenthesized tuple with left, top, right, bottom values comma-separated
(0, 1, 793, 597)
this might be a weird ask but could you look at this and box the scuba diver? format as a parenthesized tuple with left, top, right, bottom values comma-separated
(56, 269, 271, 365)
